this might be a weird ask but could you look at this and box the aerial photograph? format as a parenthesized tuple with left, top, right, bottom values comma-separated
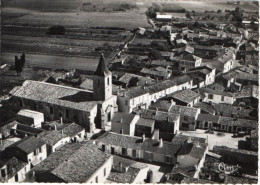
(0, 0, 259, 183)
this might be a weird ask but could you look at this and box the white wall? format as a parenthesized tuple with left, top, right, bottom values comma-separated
(204, 93, 234, 104)
(177, 155, 199, 168)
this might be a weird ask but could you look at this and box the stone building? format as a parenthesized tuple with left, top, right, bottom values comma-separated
(10, 54, 118, 132)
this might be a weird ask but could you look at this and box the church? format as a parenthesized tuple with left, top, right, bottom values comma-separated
(9, 54, 118, 132)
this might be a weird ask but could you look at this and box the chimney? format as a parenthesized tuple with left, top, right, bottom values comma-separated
(145, 80, 148, 85)
(120, 128, 123, 134)
(159, 138, 163, 147)
(136, 82, 139, 86)
(143, 86, 146, 89)
(195, 141, 201, 148)
(24, 133, 28, 137)
(142, 133, 145, 142)
(156, 108, 159, 112)
(119, 85, 122, 89)
(152, 129, 160, 141)
(54, 125, 57, 130)
(156, 77, 158, 82)
(124, 92, 127, 97)
(187, 136, 192, 143)
(61, 129, 64, 135)
(60, 117, 63, 124)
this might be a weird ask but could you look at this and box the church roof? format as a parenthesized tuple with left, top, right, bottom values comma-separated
(94, 53, 111, 76)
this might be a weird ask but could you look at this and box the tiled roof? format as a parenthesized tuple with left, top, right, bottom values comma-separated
(151, 60, 172, 67)
(79, 78, 93, 91)
(149, 100, 172, 112)
(171, 134, 206, 144)
(16, 123, 44, 134)
(219, 117, 257, 128)
(38, 130, 68, 146)
(6, 136, 45, 154)
(118, 73, 155, 86)
(140, 68, 170, 77)
(177, 143, 208, 159)
(112, 113, 136, 126)
(197, 114, 220, 123)
(234, 85, 259, 99)
(61, 123, 84, 138)
(137, 109, 180, 123)
(224, 175, 258, 184)
(194, 102, 215, 114)
(0, 157, 27, 179)
(208, 83, 225, 91)
(170, 89, 200, 104)
(211, 103, 252, 117)
(199, 88, 233, 97)
(182, 54, 201, 61)
(136, 118, 155, 127)
(96, 132, 182, 156)
(170, 105, 199, 117)
(11, 80, 99, 112)
(33, 142, 111, 183)
(0, 121, 18, 135)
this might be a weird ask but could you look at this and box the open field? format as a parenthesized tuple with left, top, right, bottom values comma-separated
(2, 52, 99, 71)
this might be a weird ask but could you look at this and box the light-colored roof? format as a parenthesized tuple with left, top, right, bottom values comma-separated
(11, 80, 99, 112)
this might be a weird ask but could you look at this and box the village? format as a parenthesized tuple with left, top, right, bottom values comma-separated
(0, 0, 259, 184)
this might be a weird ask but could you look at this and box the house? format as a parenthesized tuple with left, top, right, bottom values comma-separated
(95, 132, 207, 167)
(218, 117, 257, 133)
(111, 113, 139, 136)
(186, 65, 216, 87)
(216, 47, 236, 73)
(16, 109, 44, 128)
(178, 54, 202, 72)
(37, 130, 70, 156)
(3, 136, 47, 169)
(194, 102, 215, 115)
(135, 118, 155, 138)
(117, 76, 193, 113)
(14, 123, 44, 137)
(177, 141, 208, 169)
(198, 88, 234, 105)
(118, 73, 155, 88)
(196, 114, 221, 130)
(0, 121, 19, 139)
(194, 45, 220, 59)
(150, 60, 172, 68)
(233, 85, 259, 108)
(79, 77, 93, 91)
(167, 89, 200, 107)
(32, 142, 113, 183)
(176, 45, 194, 56)
(106, 155, 150, 184)
(169, 105, 200, 131)
(140, 67, 172, 80)
(156, 13, 172, 22)
(0, 157, 30, 183)
(149, 100, 174, 112)
(10, 54, 118, 132)
(137, 109, 180, 135)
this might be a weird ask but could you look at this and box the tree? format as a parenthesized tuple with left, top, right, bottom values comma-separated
(186, 12, 191, 19)
(148, 50, 161, 60)
(20, 53, 25, 67)
(146, 7, 156, 19)
(217, 9, 222, 13)
(15, 56, 22, 75)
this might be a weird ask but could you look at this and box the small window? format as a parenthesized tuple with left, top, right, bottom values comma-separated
(107, 77, 110, 85)
(125, 100, 128, 106)
(95, 176, 98, 183)
(165, 155, 172, 164)
(20, 99, 23, 108)
(34, 150, 37, 156)
(50, 106, 54, 114)
(39, 146, 42, 153)
(208, 94, 213, 99)
(97, 79, 100, 86)
(102, 145, 106, 152)
(1, 169, 6, 178)
(111, 147, 115, 154)
(122, 148, 127, 156)
(104, 168, 106, 177)
(221, 96, 224, 101)
(184, 116, 188, 121)
(132, 150, 136, 158)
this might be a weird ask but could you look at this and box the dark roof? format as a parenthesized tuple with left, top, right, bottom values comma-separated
(234, 85, 259, 99)
(149, 100, 172, 112)
(0, 121, 18, 135)
(0, 157, 27, 179)
(170, 105, 199, 117)
(171, 134, 206, 144)
(170, 89, 200, 104)
(136, 118, 155, 127)
(208, 83, 225, 91)
(38, 130, 68, 146)
(219, 117, 257, 128)
(6, 136, 45, 154)
(61, 123, 84, 138)
(33, 142, 111, 183)
(93, 53, 111, 76)
(197, 114, 220, 123)
(112, 113, 136, 126)
(118, 73, 155, 86)
(194, 102, 215, 114)
(199, 88, 233, 97)
(96, 132, 182, 156)
(137, 109, 180, 123)
(11, 80, 99, 112)
(177, 143, 208, 159)
(16, 123, 44, 134)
